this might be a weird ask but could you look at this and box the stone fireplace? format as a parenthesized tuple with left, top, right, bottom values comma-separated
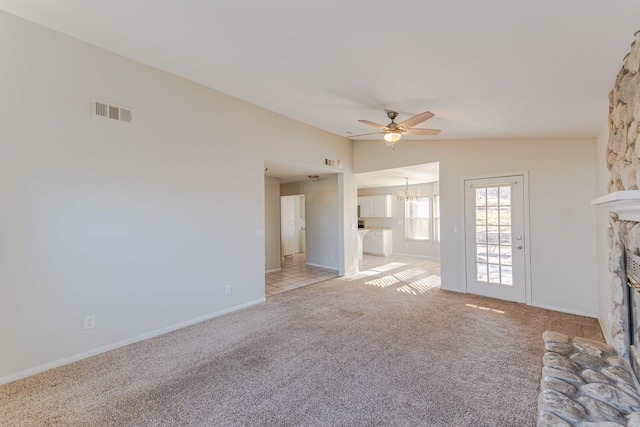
(537, 32, 640, 426)
(590, 198, 640, 381)
(626, 247, 640, 381)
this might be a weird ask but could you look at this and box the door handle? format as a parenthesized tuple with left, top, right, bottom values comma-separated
(517, 245, 523, 250)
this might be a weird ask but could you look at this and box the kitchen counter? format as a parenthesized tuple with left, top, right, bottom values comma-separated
(357, 229, 369, 261)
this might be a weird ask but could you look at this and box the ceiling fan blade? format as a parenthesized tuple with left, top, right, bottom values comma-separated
(398, 111, 435, 129)
(348, 131, 384, 138)
(404, 128, 441, 136)
(358, 119, 387, 130)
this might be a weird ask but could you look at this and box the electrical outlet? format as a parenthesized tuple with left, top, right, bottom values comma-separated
(225, 285, 231, 294)
(84, 315, 95, 330)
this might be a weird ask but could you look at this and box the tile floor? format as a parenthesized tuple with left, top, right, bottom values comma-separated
(265, 252, 441, 297)
(265, 253, 339, 297)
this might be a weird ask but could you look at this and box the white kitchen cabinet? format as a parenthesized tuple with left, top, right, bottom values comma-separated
(358, 195, 392, 218)
(362, 229, 393, 256)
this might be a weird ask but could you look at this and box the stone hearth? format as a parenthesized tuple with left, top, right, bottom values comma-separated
(539, 332, 640, 426)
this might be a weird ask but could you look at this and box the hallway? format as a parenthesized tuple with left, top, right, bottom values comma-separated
(265, 253, 338, 297)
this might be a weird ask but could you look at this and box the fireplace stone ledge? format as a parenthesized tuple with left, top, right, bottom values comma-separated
(538, 331, 640, 426)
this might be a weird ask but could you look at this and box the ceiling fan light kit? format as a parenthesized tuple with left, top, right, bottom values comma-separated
(352, 110, 441, 153)
(383, 131, 402, 143)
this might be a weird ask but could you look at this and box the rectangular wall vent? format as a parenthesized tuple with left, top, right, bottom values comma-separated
(92, 99, 133, 123)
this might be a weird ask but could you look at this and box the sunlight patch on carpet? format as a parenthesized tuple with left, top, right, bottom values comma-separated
(370, 262, 406, 272)
(407, 275, 441, 293)
(339, 270, 380, 281)
(393, 268, 427, 281)
(396, 285, 417, 295)
(364, 275, 400, 288)
(466, 303, 505, 314)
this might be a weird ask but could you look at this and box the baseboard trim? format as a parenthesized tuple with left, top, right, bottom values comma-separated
(531, 302, 597, 319)
(597, 316, 611, 345)
(391, 253, 441, 260)
(0, 298, 266, 386)
(265, 268, 281, 273)
(305, 261, 338, 271)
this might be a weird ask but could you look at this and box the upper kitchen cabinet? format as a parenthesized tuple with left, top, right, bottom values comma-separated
(358, 195, 392, 218)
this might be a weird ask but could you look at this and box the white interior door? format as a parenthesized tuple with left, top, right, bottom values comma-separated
(464, 175, 527, 303)
(280, 196, 295, 257)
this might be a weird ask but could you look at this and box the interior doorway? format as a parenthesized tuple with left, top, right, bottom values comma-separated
(280, 194, 305, 257)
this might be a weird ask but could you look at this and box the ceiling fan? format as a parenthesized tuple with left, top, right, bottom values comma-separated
(351, 110, 441, 150)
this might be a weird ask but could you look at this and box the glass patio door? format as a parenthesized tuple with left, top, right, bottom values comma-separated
(464, 175, 526, 303)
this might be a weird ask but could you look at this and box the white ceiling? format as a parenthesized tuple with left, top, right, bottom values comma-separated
(264, 159, 336, 185)
(3, 0, 640, 185)
(356, 163, 440, 189)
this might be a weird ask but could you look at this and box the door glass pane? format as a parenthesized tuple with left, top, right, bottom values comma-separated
(487, 226, 499, 244)
(499, 207, 511, 225)
(477, 245, 487, 262)
(476, 227, 487, 244)
(475, 188, 486, 206)
(488, 264, 500, 283)
(499, 227, 512, 245)
(487, 245, 500, 264)
(500, 246, 512, 266)
(476, 207, 487, 224)
(477, 263, 488, 281)
(487, 207, 499, 225)
(487, 187, 499, 206)
(499, 186, 511, 205)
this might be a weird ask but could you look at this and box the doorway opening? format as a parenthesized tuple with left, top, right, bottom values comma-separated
(281, 194, 305, 258)
(264, 159, 341, 297)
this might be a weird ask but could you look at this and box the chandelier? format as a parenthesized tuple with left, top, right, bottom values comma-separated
(397, 177, 420, 201)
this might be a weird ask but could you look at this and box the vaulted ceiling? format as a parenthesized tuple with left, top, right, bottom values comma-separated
(2, 0, 640, 144)
(4, 1, 640, 187)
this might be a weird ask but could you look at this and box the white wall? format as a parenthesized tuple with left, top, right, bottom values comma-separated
(264, 176, 281, 272)
(354, 138, 597, 316)
(281, 176, 340, 270)
(358, 183, 441, 259)
(0, 11, 357, 382)
(595, 123, 613, 342)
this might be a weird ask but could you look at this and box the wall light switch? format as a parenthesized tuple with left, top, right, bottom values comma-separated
(453, 225, 459, 232)
(256, 229, 264, 237)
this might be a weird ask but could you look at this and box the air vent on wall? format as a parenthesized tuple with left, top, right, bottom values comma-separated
(92, 99, 133, 123)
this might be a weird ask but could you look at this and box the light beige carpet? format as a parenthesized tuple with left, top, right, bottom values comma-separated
(0, 259, 602, 426)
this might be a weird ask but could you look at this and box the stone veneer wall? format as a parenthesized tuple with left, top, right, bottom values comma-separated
(608, 30, 640, 359)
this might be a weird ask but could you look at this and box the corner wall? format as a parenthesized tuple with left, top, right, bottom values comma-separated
(596, 124, 613, 343)
(264, 176, 281, 272)
(0, 11, 356, 382)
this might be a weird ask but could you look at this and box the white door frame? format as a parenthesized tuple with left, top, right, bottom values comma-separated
(460, 170, 532, 305)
